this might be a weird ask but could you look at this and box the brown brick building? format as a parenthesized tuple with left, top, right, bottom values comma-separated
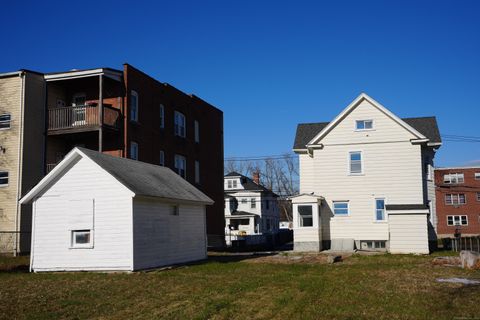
(1, 64, 224, 252)
(434, 167, 480, 238)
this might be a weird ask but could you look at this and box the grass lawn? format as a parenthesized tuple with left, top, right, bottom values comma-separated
(0, 252, 479, 320)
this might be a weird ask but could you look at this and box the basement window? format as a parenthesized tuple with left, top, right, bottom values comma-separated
(360, 240, 386, 251)
(0, 114, 11, 130)
(71, 230, 92, 248)
(0, 171, 8, 186)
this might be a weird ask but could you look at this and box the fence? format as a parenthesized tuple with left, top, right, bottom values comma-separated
(449, 236, 480, 253)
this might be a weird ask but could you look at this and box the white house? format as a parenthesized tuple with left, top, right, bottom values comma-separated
(292, 93, 441, 254)
(224, 172, 280, 245)
(20, 147, 213, 272)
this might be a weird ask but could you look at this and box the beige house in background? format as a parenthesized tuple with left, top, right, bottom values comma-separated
(0, 70, 46, 254)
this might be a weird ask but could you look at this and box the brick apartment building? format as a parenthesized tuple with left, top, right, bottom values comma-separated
(0, 64, 224, 253)
(434, 167, 480, 238)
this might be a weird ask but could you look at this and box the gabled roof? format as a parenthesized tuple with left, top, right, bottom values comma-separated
(224, 172, 277, 195)
(21, 147, 213, 205)
(293, 93, 441, 150)
(224, 171, 242, 177)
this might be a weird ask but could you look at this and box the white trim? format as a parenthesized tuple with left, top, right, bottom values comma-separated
(307, 93, 427, 146)
(387, 209, 430, 214)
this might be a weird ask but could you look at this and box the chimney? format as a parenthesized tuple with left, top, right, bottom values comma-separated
(252, 170, 260, 185)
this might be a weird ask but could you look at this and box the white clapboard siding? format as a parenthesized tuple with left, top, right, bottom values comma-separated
(31, 157, 134, 271)
(299, 98, 426, 243)
(389, 214, 429, 254)
(133, 198, 207, 270)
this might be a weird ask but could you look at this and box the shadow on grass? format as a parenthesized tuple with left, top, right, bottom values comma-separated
(0, 264, 29, 273)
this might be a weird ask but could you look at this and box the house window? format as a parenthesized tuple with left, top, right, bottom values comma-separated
(159, 104, 165, 128)
(174, 154, 186, 178)
(333, 201, 349, 215)
(0, 114, 12, 130)
(159, 150, 165, 166)
(227, 180, 232, 189)
(356, 120, 373, 130)
(194, 120, 200, 143)
(130, 90, 138, 122)
(447, 215, 468, 226)
(71, 230, 92, 248)
(130, 142, 138, 160)
(266, 200, 270, 210)
(241, 198, 247, 204)
(195, 161, 200, 184)
(0, 171, 8, 186)
(233, 180, 237, 188)
(174, 111, 186, 137)
(250, 198, 256, 209)
(445, 193, 466, 205)
(375, 198, 386, 221)
(475, 173, 480, 180)
(298, 205, 313, 227)
(349, 151, 362, 174)
(443, 173, 464, 184)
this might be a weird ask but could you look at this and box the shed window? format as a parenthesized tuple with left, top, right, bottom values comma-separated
(0, 114, 11, 129)
(0, 171, 8, 186)
(349, 152, 362, 174)
(298, 205, 313, 227)
(71, 230, 92, 248)
(130, 90, 138, 122)
(333, 201, 349, 215)
(174, 111, 186, 137)
(356, 120, 373, 130)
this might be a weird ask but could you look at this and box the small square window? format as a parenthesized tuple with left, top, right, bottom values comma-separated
(356, 120, 373, 130)
(71, 230, 92, 248)
(333, 201, 349, 215)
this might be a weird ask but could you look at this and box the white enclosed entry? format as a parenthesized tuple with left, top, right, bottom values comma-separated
(387, 205, 430, 254)
(21, 147, 213, 272)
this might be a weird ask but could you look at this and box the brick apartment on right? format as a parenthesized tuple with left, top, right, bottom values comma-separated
(434, 167, 480, 237)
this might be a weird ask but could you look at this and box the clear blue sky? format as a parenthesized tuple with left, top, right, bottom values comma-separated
(1, 0, 479, 167)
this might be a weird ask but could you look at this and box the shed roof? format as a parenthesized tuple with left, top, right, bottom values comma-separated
(21, 147, 213, 205)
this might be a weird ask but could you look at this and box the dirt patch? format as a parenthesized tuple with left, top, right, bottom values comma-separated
(244, 252, 349, 264)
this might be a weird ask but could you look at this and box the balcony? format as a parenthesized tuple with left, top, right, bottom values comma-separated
(48, 104, 122, 135)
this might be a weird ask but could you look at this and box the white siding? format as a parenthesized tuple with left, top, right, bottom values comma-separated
(132, 198, 207, 270)
(389, 214, 429, 254)
(31, 157, 134, 272)
(298, 98, 427, 244)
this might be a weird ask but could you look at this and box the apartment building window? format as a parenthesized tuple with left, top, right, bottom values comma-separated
(250, 198, 256, 209)
(447, 215, 468, 226)
(334, 201, 349, 215)
(477, 192, 480, 202)
(159, 104, 165, 128)
(0, 114, 11, 130)
(0, 171, 8, 186)
(159, 150, 165, 166)
(174, 111, 186, 137)
(349, 151, 363, 174)
(375, 198, 386, 221)
(174, 154, 186, 178)
(443, 173, 464, 184)
(445, 193, 466, 205)
(194, 120, 200, 143)
(475, 173, 480, 180)
(130, 90, 138, 122)
(195, 161, 200, 184)
(130, 142, 138, 160)
(355, 120, 373, 130)
(298, 205, 313, 227)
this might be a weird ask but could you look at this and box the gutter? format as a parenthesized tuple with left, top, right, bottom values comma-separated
(15, 71, 26, 255)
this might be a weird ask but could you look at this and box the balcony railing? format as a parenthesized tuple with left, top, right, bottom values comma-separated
(48, 105, 122, 132)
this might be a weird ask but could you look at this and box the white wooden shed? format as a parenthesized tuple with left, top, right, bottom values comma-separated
(20, 147, 213, 272)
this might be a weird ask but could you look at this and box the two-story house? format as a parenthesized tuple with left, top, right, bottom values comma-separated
(224, 172, 279, 245)
(291, 93, 441, 254)
(0, 64, 224, 253)
(434, 167, 480, 238)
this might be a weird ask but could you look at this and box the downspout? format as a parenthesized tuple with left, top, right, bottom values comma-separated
(15, 72, 26, 256)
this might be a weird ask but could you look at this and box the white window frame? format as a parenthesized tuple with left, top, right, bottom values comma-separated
(130, 141, 138, 160)
(130, 90, 139, 122)
(195, 160, 200, 184)
(355, 119, 374, 131)
(174, 154, 186, 179)
(174, 111, 186, 137)
(333, 201, 350, 216)
(374, 198, 386, 222)
(447, 215, 468, 226)
(159, 104, 165, 128)
(445, 193, 466, 205)
(232, 180, 238, 188)
(0, 114, 12, 130)
(349, 151, 363, 175)
(159, 150, 165, 166)
(443, 173, 464, 184)
(0, 171, 8, 187)
(71, 230, 93, 249)
(194, 120, 200, 143)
